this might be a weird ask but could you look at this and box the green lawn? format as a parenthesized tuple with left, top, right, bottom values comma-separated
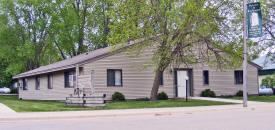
(224, 95, 275, 102)
(0, 96, 233, 112)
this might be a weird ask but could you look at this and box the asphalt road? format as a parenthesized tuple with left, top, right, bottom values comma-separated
(0, 106, 274, 130)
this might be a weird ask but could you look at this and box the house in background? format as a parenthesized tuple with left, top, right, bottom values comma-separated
(13, 40, 262, 101)
(253, 55, 275, 87)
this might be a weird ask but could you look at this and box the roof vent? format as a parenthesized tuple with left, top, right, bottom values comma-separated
(85, 52, 88, 55)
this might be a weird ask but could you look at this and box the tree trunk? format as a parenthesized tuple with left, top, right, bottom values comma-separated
(150, 69, 163, 101)
(102, 0, 110, 48)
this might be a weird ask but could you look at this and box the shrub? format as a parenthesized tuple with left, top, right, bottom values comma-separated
(201, 89, 216, 97)
(112, 92, 125, 101)
(236, 90, 243, 97)
(157, 92, 168, 100)
(261, 74, 275, 88)
(10, 87, 18, 94)
(136, 97, 150, 101)
(219, 95, 234, 98)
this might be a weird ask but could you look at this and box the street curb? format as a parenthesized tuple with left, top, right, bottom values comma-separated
(1, 103, 275, 121)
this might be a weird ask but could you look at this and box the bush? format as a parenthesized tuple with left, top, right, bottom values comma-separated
(236, 90, 243, 97)
(136, 97, 150, 101)
(219, 95, 234, 98)
(112, 92, 125, 101)
(157, 92, 168, 100)
(10, 87, 18, 94)
(261, 74, 275, 88)
(201, 89, 216, 97)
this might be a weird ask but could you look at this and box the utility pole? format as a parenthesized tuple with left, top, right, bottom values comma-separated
(243, 0, 248, 107)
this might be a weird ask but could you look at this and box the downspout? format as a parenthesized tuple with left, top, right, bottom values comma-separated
(76, 64, 80, 89)
(75, 64, 80, 97)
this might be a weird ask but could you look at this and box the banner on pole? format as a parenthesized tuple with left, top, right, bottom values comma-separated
(247, 2, 262, 38)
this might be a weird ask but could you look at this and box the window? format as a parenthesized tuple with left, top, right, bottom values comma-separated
(159, 72, 163, 86)
(23, 78, 28, 90)
(234, 70, 243, 84)
(48, 74, 53, 89)
(35, 76, 40, 90)
(107, 69, 122, 86)
(203, 70, 209, 85)
(64, 71, 75, 88)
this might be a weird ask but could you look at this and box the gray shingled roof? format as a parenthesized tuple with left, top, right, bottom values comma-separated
(13, 46, 112, 79)
(13, 37, 147, 79)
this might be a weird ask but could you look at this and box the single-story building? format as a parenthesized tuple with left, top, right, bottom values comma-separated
(253, 55, 275, 87)
(13, 40, 262, 101)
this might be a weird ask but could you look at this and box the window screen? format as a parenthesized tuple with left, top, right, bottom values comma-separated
(64, 71, 75, 88)
(107, 69, 122, 86)
(23, 78, 28, 90)
(48, 74, 53, 89)
(234, 70, 243, 84)
(35, 76, 40, 90)
(203, 70, 209, 85)
(159, 72, 163, 86)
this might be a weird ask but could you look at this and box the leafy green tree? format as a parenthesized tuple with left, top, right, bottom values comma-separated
(50, 0, 113, 58)
(260, 0, 274, 63)
(0, 0, 61, 74)
(261, 74, 275, 88)
(0, 0, 112, 76)
(233, 0, 274, 61)
(50, 0, 94, 58)
(0, 58, 13, 87)
(108, 0, 240, 100)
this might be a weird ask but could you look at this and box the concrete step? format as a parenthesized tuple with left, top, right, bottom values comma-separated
(83, 104, 105, 107)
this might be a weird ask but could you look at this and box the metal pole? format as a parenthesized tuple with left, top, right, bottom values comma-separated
(76, 64, 80, 97)
(186, 80, 188, 102)
(243, 0, 248, 107)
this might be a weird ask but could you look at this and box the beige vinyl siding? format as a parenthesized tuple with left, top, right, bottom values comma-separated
(18, 46, 259, 101)
(18, 71, 74, 100)
(192, 63, 258, 96)
(82, 46, 258, 100)
(81, 47, 176, 100)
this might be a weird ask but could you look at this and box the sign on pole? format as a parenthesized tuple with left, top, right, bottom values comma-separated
(247, 2, 262, 38)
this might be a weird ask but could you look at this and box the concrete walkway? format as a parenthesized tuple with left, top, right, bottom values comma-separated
(0, 103, 16, 115)
(190, 97, 268, 105)
(0, 97, 273, 121)
(1, 100, 275, 121)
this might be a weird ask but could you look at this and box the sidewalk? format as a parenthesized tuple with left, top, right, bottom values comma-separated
(0, 103, 16, 115)
(190, 97, 268, 105)
(1, 99, 275, 121)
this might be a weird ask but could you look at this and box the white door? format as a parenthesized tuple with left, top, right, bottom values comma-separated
(91, 71, 94, 93)
(177, 70, 188, 97)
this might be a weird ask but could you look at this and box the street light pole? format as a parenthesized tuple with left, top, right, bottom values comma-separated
(243, 0, 248, 107)
(186, 76, 189, 102)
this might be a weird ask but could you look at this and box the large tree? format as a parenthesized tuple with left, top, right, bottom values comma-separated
(230, 0, 275, 61)
(0, 0, 113, 77)
(50, 0, 113, 59)
(0, 58, 12, 87)
(0, 0, 60, 74)
(108, 0, 242, 100)
(258, 0, 274, 62)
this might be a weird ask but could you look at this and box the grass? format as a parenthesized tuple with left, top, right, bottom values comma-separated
(0, 96, 234, 112)
(222, 95, 275, 102)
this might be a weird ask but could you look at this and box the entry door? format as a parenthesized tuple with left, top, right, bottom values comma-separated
(177, 70, 189, 97)
(91, 71, 94, 93)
